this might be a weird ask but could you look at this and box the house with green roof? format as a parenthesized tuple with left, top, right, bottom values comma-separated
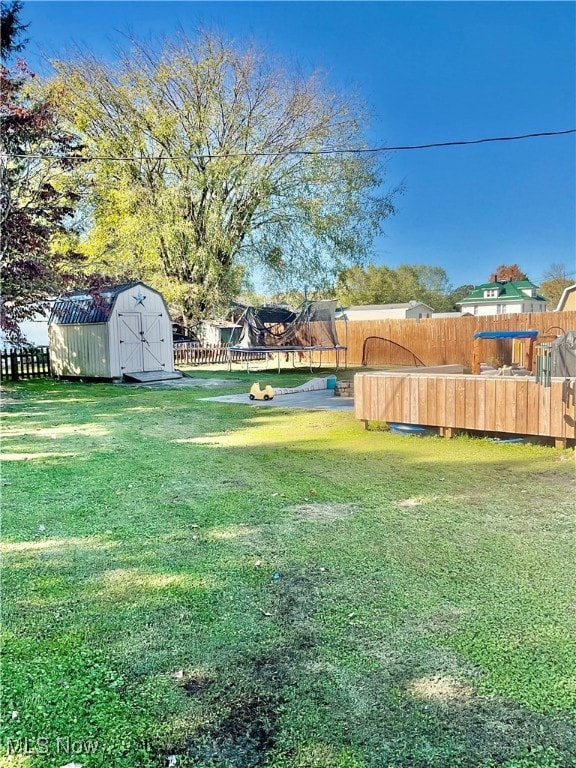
(457, 279, 548, 316)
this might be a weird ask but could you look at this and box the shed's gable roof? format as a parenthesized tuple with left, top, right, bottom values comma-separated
(49, 281, 153, 324)
(458, 280, 547, 305)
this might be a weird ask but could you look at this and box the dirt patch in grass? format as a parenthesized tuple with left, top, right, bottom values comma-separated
(397, 497, 423, 508)
(155, 570, 322, 767)
(156, 652, 286, 767)
(180, 672, 214, 697)
(200, 691, 280, 767)
(406, 674, 474, 702)
(356, 641, 576, 766)
(289, 502, 358, 522)
(414, 605, 474, 636)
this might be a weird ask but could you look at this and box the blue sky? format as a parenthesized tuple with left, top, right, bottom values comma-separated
(21, 1, 576, 290)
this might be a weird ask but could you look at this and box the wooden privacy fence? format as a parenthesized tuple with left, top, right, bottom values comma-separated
(1, 346, 51, 381)
(354, 371, 576, 443)
(330, 311, 576, 368)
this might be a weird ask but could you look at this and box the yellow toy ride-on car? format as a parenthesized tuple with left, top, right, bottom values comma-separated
(249, 383, 275, 401)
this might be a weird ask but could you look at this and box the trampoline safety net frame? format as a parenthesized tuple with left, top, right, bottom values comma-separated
(227, 299, 348, 373)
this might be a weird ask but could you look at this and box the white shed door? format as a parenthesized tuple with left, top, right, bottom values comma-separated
(118, 312, 167, 373)
(142, 313, 166, 371)
(118, 313, 144, 373)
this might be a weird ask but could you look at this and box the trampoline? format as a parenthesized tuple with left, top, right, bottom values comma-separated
(227, 299, 348, 373)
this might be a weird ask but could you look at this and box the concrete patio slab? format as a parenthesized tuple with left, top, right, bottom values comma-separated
(118, 377, 242, 389)
(200, 389, 354, 411)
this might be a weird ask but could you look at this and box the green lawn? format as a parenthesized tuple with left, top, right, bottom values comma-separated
(1, 372, 575, 768)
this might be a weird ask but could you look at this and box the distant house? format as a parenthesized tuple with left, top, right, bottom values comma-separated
(195, 320, 241, 346)
(555, 284, 576, 312)
(457, 280, 548, 316)
(0, 306, 53, 349)
(337, 301, 434, 321)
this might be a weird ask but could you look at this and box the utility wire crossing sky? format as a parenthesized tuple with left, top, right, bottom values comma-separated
(10, 129, 576, 162)
(15, 1, 576, 287)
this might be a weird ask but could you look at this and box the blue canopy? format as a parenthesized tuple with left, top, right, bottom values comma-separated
(473, 330, 538, 340)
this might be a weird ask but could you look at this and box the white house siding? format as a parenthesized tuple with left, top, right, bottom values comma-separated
(1, 318, 48, 349)
(342, 305, 433, 321)
(16, 316, 50, 346)
(343, 309, 405, 320)
(197, 323, 221, 346)
(196, 322, 239, 346)
(472, 302, 547, 317)
(405, 306, 432, 319)
(0, 305, 55, 349)
(49, 323, 110, 377)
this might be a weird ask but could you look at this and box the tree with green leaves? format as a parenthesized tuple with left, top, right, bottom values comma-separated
(49, 32, 399, 323)
(0, 0, 28, 56)
(336, 263, 455, 311)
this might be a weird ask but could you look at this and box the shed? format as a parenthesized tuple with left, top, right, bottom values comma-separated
(48, 282, 179, 380)
(196, 320, 241, 346)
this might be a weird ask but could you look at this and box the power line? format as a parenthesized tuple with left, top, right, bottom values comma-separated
(6, 128, 575, 162)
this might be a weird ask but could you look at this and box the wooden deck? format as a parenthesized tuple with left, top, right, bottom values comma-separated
(354, 372, 576, 444)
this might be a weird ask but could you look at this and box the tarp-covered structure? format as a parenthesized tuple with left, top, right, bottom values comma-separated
(233, 300, 340, 349)
(228, 299, 347, 370)
(549, 331, 576, 377)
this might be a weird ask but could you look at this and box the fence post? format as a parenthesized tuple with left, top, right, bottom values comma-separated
(9, 350, 19, 381)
